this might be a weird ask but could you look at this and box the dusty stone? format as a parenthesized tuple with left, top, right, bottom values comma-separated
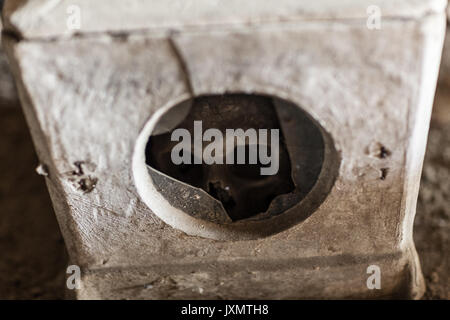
(1, 0, 447, 299)
(2, 0, 446, 39)
(0, 85, 447, 301)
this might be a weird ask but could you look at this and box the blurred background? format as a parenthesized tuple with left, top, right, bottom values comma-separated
(0, 2, 448, 299)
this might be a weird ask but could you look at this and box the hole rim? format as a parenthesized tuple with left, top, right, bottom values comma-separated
(132, 93, 341, 240)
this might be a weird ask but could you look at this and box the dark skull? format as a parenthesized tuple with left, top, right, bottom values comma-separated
(146, 95, 295, 221)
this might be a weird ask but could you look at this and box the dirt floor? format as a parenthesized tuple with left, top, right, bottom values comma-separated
(0, 101, 68, 299)
(0, 85, 448, 299)
(414, 83, 450, 300)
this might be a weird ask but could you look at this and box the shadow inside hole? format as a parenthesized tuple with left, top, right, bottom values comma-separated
(145, 94, 324, 223)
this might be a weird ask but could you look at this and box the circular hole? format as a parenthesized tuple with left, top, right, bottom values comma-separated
(145, 94, 297, 221)
(133, 93, 340, 240)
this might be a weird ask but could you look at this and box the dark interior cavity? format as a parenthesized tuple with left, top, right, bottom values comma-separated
(145, 94, 324, 222)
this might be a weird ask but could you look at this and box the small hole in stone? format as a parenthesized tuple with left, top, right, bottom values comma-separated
(73, 161, 85, 176)
(380, 168, 389, 180)
(78, 177, 97, 193)
(367, 142, 391, 159)
(379, 146, 391, 159)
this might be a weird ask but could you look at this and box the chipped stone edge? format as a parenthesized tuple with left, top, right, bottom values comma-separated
(1, 0, 448, 41)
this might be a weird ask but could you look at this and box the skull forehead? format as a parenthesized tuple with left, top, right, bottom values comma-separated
(146, 94, 297, 221)
(183, 94, 281, 131)
(150, 94, 282, 155)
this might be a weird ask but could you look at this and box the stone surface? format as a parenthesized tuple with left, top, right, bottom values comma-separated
(0, 94, 447, 300)
(2, 1, 447, 299)
(2, 0, 446, 39)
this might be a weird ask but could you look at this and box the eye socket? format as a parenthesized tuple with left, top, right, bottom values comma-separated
(158, 150, 204, 188)
(176, 150, 195, 173)
(229, 145, 270, 180)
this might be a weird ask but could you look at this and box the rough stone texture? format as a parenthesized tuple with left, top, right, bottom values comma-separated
(2, 0, 446, 39)
(0, 90, 447, 300)
(1, 1, 447, 299)
(437, 9, 450, 85)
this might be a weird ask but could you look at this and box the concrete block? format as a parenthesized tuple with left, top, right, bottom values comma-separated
(2, 0, 446, 299)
